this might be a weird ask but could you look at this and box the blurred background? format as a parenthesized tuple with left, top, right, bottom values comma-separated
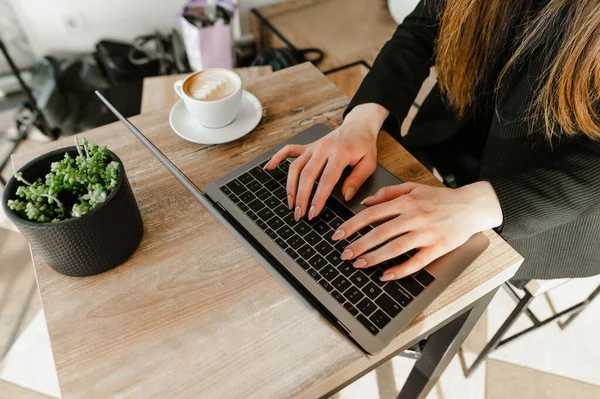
(1, 1, 598, 398)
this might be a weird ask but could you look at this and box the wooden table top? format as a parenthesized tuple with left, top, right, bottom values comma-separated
(12, 63, 522, 398)
(252, 0, 398, 71)
(140, 66, 272, 114)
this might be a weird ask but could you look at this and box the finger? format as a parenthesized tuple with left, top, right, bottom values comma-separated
(341, 156, 377, 201)
(286, 153, 311, 210)
(344, 215, 414, 258)
(361, 182, 419, 206)
(265, 144, 305, 170)
(309, 158, 345, 220)
(334, 200, 401, 243)
(349, 232, 426, 269)
(294, 155, 328, 220)
(380, 246, 446, 280)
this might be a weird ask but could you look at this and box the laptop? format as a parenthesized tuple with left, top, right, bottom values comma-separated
(96, 92, 489, 355)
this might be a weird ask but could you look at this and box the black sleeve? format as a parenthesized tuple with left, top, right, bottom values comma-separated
(488, 139, 600, 241)
(344, 0, 441, 138)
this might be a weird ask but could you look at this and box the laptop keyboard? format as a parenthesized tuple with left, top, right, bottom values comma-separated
(219, 159, 435, 335)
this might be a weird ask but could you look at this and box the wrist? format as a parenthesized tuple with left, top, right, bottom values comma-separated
(344, 103, 389, 139)
(460, 181, 503, 231)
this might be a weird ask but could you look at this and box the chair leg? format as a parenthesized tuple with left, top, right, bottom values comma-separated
(558, 283, 600, 330)
(465, 290, 534, 377)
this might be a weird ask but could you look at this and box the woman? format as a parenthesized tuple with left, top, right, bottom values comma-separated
(265, 0, 600, 284)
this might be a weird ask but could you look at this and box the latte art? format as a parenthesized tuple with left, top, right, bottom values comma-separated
(184, 70, 238, 101)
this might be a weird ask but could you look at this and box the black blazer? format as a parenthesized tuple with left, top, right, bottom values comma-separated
(346, 1, 600, 283)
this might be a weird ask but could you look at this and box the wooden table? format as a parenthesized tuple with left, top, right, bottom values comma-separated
(140, 66, 272, 113)
(13, 63, 522, 398)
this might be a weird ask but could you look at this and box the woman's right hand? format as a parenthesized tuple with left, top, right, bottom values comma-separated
(264, 103, 390, 221)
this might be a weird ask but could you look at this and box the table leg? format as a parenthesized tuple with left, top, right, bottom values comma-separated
(397, 287, 498, 399)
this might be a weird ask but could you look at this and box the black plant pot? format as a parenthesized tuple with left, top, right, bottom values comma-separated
(2, 146, 143, 277)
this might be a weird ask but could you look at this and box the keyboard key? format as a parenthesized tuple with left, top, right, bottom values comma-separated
(275, 237, 287, 249)
(307, 268, 320, 280)
(370, 268, 388, 287)
(238, 203, 249, 213)
(320, 265, 339, 280)
(320, 207, 336, 223)
(248, 199, 265, 212)
(357, 298, 377, 316)
(298, 259, 310, 270)
(264, 196, 279, 209)
(384, 282, 413, 307)
(249, 167, 272, 184)
(230, 195, 241, 204)
(347, 232, 361, 242)
(274, 204, 290, 217)
(293, 222, 311, 236)
(266, 216, 284, 231)
(369, 309, 391, 329)
(256, 220, 268, 230)
(265, 228, 277, 239)
(315, 241, 334, 256)
(278, 161, 290, 173)
(359, 225, 373, 236)
(362, 265, 378, 276)
(362, 281, 381, 299)
(332, 275, 351, 293)
(309, 254, 328, 270)
(247, 211, 258, 221)
(283, 213, 296, 226)
(334, 240, 350, 253)
(247, 180, 262, 192)
(287, 234, 305, 249)
(326, 197, 354, 219)
(298, 244, 316, 259)
(238, 172, 254, 185)
(304, 231, 321, 246)
(226, 179, 246, 195)
(349, 270, 369, 288)
(314, 221, 331, 236)
(344, 286, 364, 304)
(338, 261, 355, 277)
(343, 302, 359, 316)
(257, 208, 275, 221)
(357, 314, 379, 335)
(329, 216, 343, 230)
(376, 294, 402, 318)
(318, 279, 334, 292)
(399, 276, 425, 297)
(332, 290, 345, 304)
(414, 269, 435, 287)
(285, 247, 299, 259)
(325, 251, 343, 266)
(274, 186, 287, 200)
(265, 180, 280, 191)
(265, 166, 286, 181)
(220, 186, 231, 195)
(255, 187, 271, 200)
(276, 225, 294, 240)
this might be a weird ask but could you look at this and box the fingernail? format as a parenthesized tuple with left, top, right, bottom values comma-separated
(360, 196, 373, 205)
(341, 248, 353, 260)
(308, 205, 316, 220)
(380, 273, 395, 282)
(287, 195, 293, 209)
(294, 206, 302, 221)
(353, 259, 367, 268)
(331, 229, 345, 240)
(344, 186, 356, 201)
(263, 160, 271, 169)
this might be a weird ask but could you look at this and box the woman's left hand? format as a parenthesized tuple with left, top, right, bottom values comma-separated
(332, 181, 503, 281)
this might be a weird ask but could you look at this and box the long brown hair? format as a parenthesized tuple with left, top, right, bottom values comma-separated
(436, 0, 600, 140)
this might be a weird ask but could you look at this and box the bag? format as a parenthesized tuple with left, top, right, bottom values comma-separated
(179, 0, 237, 70)
(251, 47, 324, 71)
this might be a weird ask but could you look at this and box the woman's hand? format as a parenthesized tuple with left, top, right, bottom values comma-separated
(332, 181, 503, 281)
(264, 103, 389, 221)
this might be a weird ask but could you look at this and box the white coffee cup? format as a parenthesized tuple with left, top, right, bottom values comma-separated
(174, 68, 243, 129)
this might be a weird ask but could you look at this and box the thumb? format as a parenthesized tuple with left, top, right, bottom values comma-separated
(361, 182, 419, 206)
(341, 156, 377, 201)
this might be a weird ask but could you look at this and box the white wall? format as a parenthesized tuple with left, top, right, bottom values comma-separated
(8, 0, 284, 58)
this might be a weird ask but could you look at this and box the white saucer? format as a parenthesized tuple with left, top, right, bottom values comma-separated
(169, 90, 263, 145)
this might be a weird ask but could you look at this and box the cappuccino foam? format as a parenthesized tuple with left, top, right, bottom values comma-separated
(184, 70, 238, 101)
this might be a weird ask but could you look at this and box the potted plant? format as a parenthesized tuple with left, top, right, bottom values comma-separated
(2, 138, 143, 277)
